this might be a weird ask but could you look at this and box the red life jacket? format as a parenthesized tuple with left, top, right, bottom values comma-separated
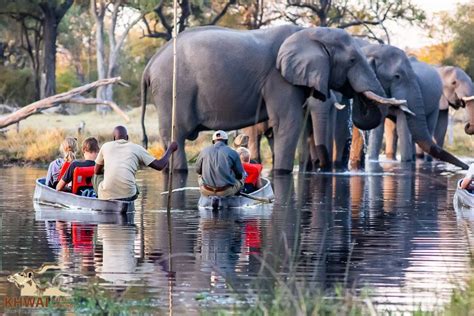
(72, 166, 95, 194)
(58, 161, 71, 182)
(243, 163, 262, 186)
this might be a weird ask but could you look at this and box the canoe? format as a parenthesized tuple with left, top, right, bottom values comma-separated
(34, 178, 134, 213)
(453, 180, 474, 211)
(198, 177, 274, 209)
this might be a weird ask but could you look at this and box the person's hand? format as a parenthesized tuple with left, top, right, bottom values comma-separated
(168, 141, 178, 153)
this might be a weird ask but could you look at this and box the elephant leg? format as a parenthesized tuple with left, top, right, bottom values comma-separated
(298, 114, 314, 172)
(422, 109, 440, 161)
(434, 109, 448, 148)
(384, 118, 397, 160)
(264, 128, 275, 165)
(272, 115, 304, 173)
(333, 99, 351, 169)
(310, 97, 333, 171)
(367, 119, 385, 161)
(158, 123, 188, 171)
(264, 76, 306, 173)
(349, 126, 365, 170)
(396, 112, 414, 162)
(244, 125, 261, 162)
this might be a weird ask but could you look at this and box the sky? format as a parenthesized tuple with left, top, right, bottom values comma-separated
(389, 0, 470, 49)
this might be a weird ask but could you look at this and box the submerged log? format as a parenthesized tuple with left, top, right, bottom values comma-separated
(0, 77, 129, 129)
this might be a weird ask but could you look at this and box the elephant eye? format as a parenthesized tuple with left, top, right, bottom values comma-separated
(350, 57, 356, 64)
(452, 80, 457, 85)
(394, 74, 401, 80)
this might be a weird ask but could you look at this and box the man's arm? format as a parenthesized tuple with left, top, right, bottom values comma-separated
(147, 142, 178, 171)
(56, 179, 67, 191)
(95, 163, 104, 175)
(461, 176, 472, 189)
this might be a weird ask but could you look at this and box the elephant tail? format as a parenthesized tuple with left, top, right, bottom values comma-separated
(141, 70, 149, 149)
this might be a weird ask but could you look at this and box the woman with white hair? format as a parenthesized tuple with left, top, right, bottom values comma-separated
(236, 147, 263, 193)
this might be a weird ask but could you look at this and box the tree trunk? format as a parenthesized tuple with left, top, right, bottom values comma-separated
(42, 12, 57, 97)
(95, 17, 106, 100)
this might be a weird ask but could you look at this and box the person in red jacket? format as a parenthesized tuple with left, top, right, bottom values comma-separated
(236, 147, 262, 193)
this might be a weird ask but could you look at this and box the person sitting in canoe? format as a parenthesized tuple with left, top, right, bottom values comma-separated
(46, 137, 78, 188)
(196, 130, 245, 197)
(236, 147, 262, 194)
(93, 126, 177, 201)
(460, 163, 474, 191)
(56, 137, 100, 192)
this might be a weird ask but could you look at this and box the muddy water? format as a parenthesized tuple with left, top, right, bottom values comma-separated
(0, 161, 472, 313)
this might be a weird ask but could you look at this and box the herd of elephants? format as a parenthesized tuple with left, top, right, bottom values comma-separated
(139, 25, 474, 173)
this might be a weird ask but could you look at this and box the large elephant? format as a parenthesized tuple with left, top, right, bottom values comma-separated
(434, 66, 474, 147)
(141, 25, 407, 173)
(364, 45, 468, 169)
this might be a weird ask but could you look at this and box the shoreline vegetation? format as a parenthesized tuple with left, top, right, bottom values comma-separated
(0, 107, 472, 167)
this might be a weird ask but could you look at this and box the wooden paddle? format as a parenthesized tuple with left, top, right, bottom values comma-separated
(237, 192, 273, 204)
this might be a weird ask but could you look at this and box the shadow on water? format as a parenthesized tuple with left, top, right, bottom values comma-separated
(0, 162, 472, 312)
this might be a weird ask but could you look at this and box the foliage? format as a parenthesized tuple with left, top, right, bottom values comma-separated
(284, 0, 426, 43)
(0, 65, 35, 105)
(446, 2, 474, 79)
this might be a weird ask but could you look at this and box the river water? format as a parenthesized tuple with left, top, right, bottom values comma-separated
(0, 161, 472, 313)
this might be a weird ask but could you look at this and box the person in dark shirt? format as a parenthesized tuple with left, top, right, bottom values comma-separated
(56, 137, 100, 192)
(196, 130, 245, 197)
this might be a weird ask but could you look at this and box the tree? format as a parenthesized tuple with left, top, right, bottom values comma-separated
(446, 2, 474, 78)
(141, 0, 239, 40)
(38, 0, 74, 97)
(284, 0, 425, 44)
(90, 0, 144, 111)
(0, 0, 73, 98)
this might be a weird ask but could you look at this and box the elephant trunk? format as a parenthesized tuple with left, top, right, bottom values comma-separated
(464, 99, 474, 135)
(351, 94, 384, 130)
(346, 61, 406, 130)
(394, 79, 468, 170)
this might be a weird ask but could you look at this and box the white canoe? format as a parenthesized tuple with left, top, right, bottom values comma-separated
(198, 177, 274, 209)
(453, 180, 474, 211)
(34, 178, 134, 213)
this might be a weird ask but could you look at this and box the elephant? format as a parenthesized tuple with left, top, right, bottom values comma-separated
(434, 66, 474, 147)
(140, 25, 408, 173)
(363, 45, 468, 169)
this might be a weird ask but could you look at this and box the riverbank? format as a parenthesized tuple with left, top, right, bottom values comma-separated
(0, 108, 471, 165)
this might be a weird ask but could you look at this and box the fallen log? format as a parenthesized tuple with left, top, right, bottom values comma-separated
(0, 77, 129, 129)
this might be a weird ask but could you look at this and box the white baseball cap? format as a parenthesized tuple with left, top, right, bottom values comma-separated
(212, 130, 228, 141)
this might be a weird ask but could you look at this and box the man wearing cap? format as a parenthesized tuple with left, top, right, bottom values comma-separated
(196, 130, 245, 197)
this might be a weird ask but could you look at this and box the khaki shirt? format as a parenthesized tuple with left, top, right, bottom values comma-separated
(95, 139, 155, 200)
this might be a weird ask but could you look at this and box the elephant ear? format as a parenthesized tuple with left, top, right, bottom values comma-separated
(277, 31, 330, 102)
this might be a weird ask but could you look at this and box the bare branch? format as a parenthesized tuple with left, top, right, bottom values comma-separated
(0, 77, 124, 128)
(208, 0, 236, 25)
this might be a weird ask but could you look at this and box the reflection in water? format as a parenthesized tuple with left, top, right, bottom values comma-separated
(0, 164, 472, 312)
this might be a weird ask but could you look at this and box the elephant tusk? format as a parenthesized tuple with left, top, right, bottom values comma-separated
(400, 105, 415, 116)
(461, 96, 474, 102)
(362, 91, 407, 106)
(334, 102, 346, 110)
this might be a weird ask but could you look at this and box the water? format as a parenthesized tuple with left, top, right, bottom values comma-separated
(0, 161, 472, 313)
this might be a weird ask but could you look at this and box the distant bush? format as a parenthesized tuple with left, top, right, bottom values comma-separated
(0, 65, 35, 106)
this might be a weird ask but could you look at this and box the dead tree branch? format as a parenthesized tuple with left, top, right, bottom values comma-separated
(0, 77, 128, 129)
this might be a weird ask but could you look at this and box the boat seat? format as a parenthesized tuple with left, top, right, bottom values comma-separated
(72, 166, 96, 196)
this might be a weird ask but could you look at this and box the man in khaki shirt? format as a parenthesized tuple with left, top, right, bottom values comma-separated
(93, 126, 177, 200)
